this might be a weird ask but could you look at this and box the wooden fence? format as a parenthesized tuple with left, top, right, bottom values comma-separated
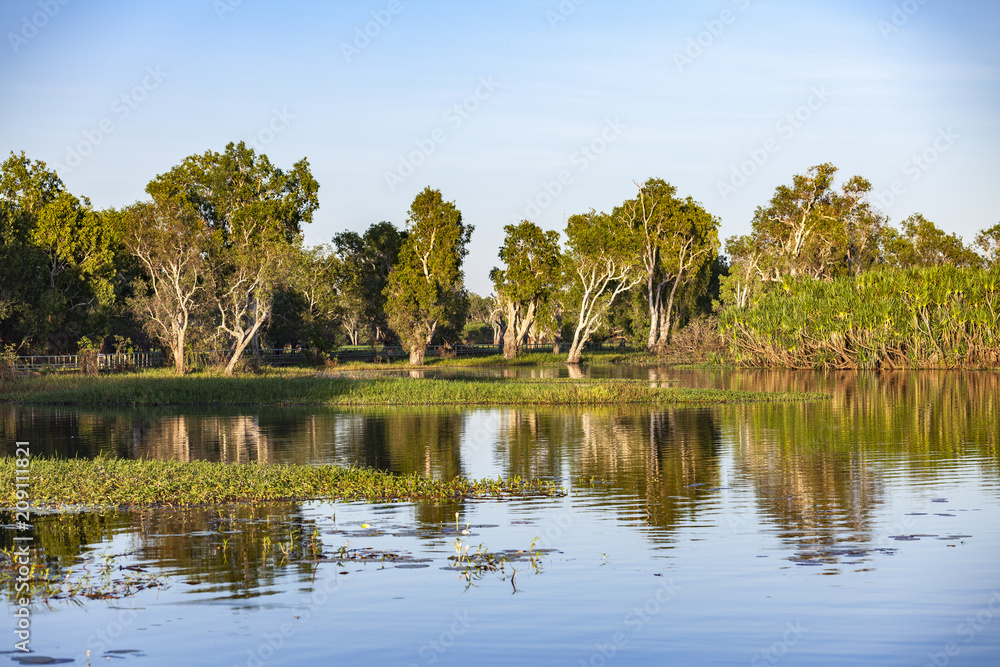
(12, 341, 630, 373)
(13, 351, 163, 373)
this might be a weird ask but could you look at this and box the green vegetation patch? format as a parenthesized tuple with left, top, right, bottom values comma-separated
(0, 457, 563, 509)
(0, 372, 826, 407)
(720, 266, 1000, 369)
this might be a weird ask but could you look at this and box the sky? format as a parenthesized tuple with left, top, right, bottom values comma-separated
(2, 0, 998, 294)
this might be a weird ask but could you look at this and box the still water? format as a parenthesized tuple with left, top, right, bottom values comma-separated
(2, 369, 999, 665)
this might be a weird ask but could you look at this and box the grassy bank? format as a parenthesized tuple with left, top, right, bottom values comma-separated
(0, 457, 563, 508)
(0, 370, 826, 406)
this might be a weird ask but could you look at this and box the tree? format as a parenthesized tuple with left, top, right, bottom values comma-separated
(146, 142, 319, 375)
(332, 221, 407, 345)
(563, 210, 643, 364)
(384, 188, 473, 365)
(465, 292, 502, 345)
(616, 179, 719, 350)
(886, 214, 982, 268)
(490, 221, 562, 359)
(123, 201, 208, 374)
(974, 223, 1000, 268)
(734, 163, 889, 283)
(833, 175, 890, 275)
(270, 243, 341, 351)
(0, 152, 125, 351)
(722, 164, 892, 312)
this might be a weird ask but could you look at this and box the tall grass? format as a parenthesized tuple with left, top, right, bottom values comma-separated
(719, 266, 1000, 369)
(0, 371, 825, 406)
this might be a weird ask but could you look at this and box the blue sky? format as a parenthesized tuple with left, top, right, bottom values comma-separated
(2, 0, 998, 294)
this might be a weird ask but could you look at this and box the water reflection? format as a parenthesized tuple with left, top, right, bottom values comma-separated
(2, 503, 317, 603)
(2, 369, 998, 589)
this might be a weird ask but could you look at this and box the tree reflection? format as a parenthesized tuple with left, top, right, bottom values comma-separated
(1, 503, 316, 603)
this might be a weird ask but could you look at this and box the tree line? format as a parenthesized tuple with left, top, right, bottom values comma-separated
(2, 147, 997, 371)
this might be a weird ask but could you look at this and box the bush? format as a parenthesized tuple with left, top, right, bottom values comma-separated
(719, 266, 1000, 369)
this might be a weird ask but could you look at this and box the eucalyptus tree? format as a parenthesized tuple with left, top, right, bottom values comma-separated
(885, 214, 983, 269)
(616, 178, 719, 350)
(273, 243, 341, 350)
(974, 223, 1000, 268)
(722, 164, 893, 313)
(146, 142, 319, 375)
(384, 188, 473, 364)
(333, 221, 407, 345)
(490, 221, 563, 358)
(465, 292, 504, 345)
(729, 163, 889, 284)
(563, 210, 643, 364)
(123, 201, 208, 374)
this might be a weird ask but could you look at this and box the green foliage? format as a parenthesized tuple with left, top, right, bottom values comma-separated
(563, 210, 644, 362)
(0, 456, 563, 508)
(974, 222, 1000, 268)
(614, 178, 720, 349)
(491, 221, 563, 357)
(269, 243, 341, 351)
(146, 142, 320, 374)
(719, 266, 1000, 368)
(885, 213, 983, 268)
(462, 321, 494, 344)
(333, 222, 407, 345)
(385, 188, 473, 363)
(727, 163, 890, 286)
(0, 152, 128, 352)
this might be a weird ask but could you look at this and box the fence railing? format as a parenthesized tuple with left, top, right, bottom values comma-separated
(13, 351, 163, 373)
(12, 341, 631, 373)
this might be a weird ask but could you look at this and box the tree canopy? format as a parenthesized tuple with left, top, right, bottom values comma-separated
(385, 187, 473, 364)
(491, 221, 562, 359)
(144, 142, 319, 374)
